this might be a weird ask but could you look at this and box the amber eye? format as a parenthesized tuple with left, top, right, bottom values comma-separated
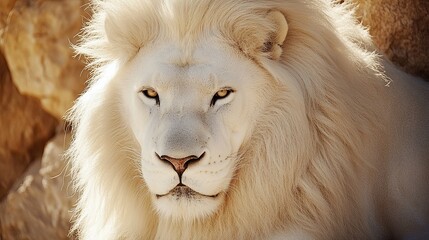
(216, 89, 229, 98)
(211, 88, 234, 106)
(140, 88, 160, 105)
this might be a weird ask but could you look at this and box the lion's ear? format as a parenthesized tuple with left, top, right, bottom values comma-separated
(234, 10, 288, 60)
(261, 11, 288, 60)
(103, 13, 148, 60)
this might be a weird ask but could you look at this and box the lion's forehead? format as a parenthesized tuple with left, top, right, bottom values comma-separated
(127, 40, 258, 92)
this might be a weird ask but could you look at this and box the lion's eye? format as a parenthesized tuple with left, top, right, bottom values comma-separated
(140, 88, 160, 105)
(211, 88, 234, 106)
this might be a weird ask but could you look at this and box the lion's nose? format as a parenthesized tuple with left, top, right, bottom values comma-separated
(156, 152, 205, 178)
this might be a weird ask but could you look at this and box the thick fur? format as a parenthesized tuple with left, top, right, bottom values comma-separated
(68, 0, 429, 239)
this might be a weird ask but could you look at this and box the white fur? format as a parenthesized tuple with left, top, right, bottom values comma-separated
(68, 0, 429, 239)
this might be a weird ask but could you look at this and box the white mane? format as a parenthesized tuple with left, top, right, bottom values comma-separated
(67, 0, 428, 239)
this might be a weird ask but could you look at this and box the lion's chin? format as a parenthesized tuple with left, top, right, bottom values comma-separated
(152, 185, 223, 220)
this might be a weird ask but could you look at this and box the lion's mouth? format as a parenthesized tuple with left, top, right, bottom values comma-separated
(156, 185, 219, 199)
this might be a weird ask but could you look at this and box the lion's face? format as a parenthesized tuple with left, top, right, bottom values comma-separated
(121, 39, 271, 220)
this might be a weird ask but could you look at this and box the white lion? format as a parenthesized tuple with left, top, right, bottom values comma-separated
(67, 0, 429, 239)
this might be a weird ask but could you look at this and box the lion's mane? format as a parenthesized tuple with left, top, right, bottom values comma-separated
(68, 0, 393, 239)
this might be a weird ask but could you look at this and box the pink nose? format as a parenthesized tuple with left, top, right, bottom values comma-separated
(156, 152, 205, 178)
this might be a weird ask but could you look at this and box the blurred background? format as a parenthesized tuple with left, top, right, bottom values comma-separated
(0, 0, 427, 239)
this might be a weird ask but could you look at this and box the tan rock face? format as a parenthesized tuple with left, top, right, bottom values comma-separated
(0, 51, 57, 199)
(351, 0, 429, 79)
(0, 0, 89, 236)
(0, 0, 16, 31)
(0, 134, 75, 240)
(1, 0, 88, 119)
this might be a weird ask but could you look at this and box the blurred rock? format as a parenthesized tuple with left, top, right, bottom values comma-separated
(0, 51, 57, 199)
(1, 0, 89, 119)
(0, 0, 16, 31)
(350, 0, 429, 79)
(0, 133, 75, 240)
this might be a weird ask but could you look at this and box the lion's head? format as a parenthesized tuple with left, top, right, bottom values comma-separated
(69, 0, 387, 239)
(116, 10, 291, 220)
